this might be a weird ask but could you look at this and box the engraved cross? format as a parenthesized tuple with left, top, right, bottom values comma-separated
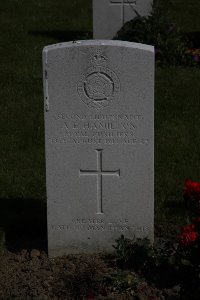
(110, 0, 137, 26)
(79, 149, 120, 214)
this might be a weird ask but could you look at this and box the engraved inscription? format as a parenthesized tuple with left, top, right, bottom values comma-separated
(79, 149, 120, 214)
(77, 52, 120, 109)
(51, 113, 150, 145)
(51, 220, 146, 233)
(110, 0, 136, 2)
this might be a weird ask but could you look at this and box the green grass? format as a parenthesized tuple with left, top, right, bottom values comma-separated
(169, 0, 200, 32)
(0, 0, 200, 237)
(0, 0, 92, 200)
(155, 67, 200, 222)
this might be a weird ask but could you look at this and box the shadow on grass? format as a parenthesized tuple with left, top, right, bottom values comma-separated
(0, 198, 47, 252)
(28, 30, 92, 42)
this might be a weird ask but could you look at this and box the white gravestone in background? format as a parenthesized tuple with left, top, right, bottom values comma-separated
(93, 0, 152, 39)
(43, 40, 154, 257)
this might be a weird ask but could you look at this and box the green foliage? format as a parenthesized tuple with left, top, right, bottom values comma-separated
(173, 251, 200, 300)
(114, 0, 190, 66)
(106, 270, 142, 292)
(114, 235, 178, 269)
(107, 270, 164, 300)
(113, 235, 200, 299)
(113, 235, 154, 270)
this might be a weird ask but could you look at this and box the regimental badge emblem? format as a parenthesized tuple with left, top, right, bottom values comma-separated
(77, 50, 120, 109)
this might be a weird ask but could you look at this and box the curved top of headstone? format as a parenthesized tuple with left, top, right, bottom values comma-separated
(43, 40, 154, 53)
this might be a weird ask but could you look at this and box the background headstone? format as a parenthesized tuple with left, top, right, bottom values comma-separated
(43, 40, 154, 257)
(93, 0, 152, 39)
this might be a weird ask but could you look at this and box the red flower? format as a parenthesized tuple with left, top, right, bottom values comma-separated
(180, 224, 195, 233)
(184, 179, 200, 203)
(178, 224, 198, 247)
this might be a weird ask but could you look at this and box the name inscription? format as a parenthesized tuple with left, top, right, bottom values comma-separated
(50, 113, 150, 145)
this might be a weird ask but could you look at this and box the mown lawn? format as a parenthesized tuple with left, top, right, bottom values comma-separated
(170, 0, 200, 32)
(0, 0, 200, 243)
(155, 67, 200, 222)
(0, 0, 92, 201)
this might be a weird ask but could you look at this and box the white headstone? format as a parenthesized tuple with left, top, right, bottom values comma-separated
(43, 40, 154, 257)
(93, 0, 152, 39)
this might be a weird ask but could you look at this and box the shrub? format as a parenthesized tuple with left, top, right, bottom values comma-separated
(114, 0, 190, 66)
(112, 179, 200, 299)
(113, 235, 153, 270)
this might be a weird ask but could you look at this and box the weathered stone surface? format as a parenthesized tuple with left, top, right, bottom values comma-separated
(93, 0, 152, 39)
(43, 40, 154, 257)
